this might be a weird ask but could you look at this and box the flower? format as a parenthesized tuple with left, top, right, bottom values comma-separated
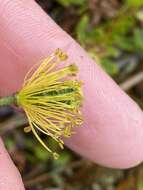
(16, 49, 83, 159)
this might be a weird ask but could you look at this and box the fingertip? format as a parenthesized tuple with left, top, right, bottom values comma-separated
(0, 0, 143, 169)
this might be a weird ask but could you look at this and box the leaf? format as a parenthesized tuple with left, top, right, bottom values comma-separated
(35, 145, 50, 161)
(53, 152, 71, 168)
(76, 15, 89, 45)
(116, 36, 135, 52)
(5, 138, 15, 149)
(133, 28, 143, 52)
(56, 0, 85, 6)
(125, 0, 143, 7)
(100, 59, 119, 75)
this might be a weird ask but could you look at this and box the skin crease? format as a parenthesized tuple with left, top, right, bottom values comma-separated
(0, 0, 143, 189)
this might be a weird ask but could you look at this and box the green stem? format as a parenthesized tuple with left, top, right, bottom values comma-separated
(0, 95, 17, 106)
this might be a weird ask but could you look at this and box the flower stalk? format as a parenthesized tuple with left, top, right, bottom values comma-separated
(0, 95, 17, 106)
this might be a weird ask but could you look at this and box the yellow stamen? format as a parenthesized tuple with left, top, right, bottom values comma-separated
(16, 49, 83, 159)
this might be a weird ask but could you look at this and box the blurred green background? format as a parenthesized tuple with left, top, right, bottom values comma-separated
(1, 0, 143, 189)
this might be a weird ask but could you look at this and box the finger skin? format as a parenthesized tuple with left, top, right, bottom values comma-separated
(0, 0, 143, 169)
(0, 139, 24, 190)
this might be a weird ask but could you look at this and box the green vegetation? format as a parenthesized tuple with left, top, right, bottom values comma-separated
(76, 0, 143, 75)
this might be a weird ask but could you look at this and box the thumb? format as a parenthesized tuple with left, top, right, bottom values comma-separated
(0, 139, 24, 189)
(0, 0, 143, 169)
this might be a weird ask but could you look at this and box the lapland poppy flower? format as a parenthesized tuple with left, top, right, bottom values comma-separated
(0, 49, 83, 159)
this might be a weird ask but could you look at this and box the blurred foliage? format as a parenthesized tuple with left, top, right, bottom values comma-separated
(125, 0, 143, 7)
(76, 0, 143, 75)
(56, 0, 86, 6)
